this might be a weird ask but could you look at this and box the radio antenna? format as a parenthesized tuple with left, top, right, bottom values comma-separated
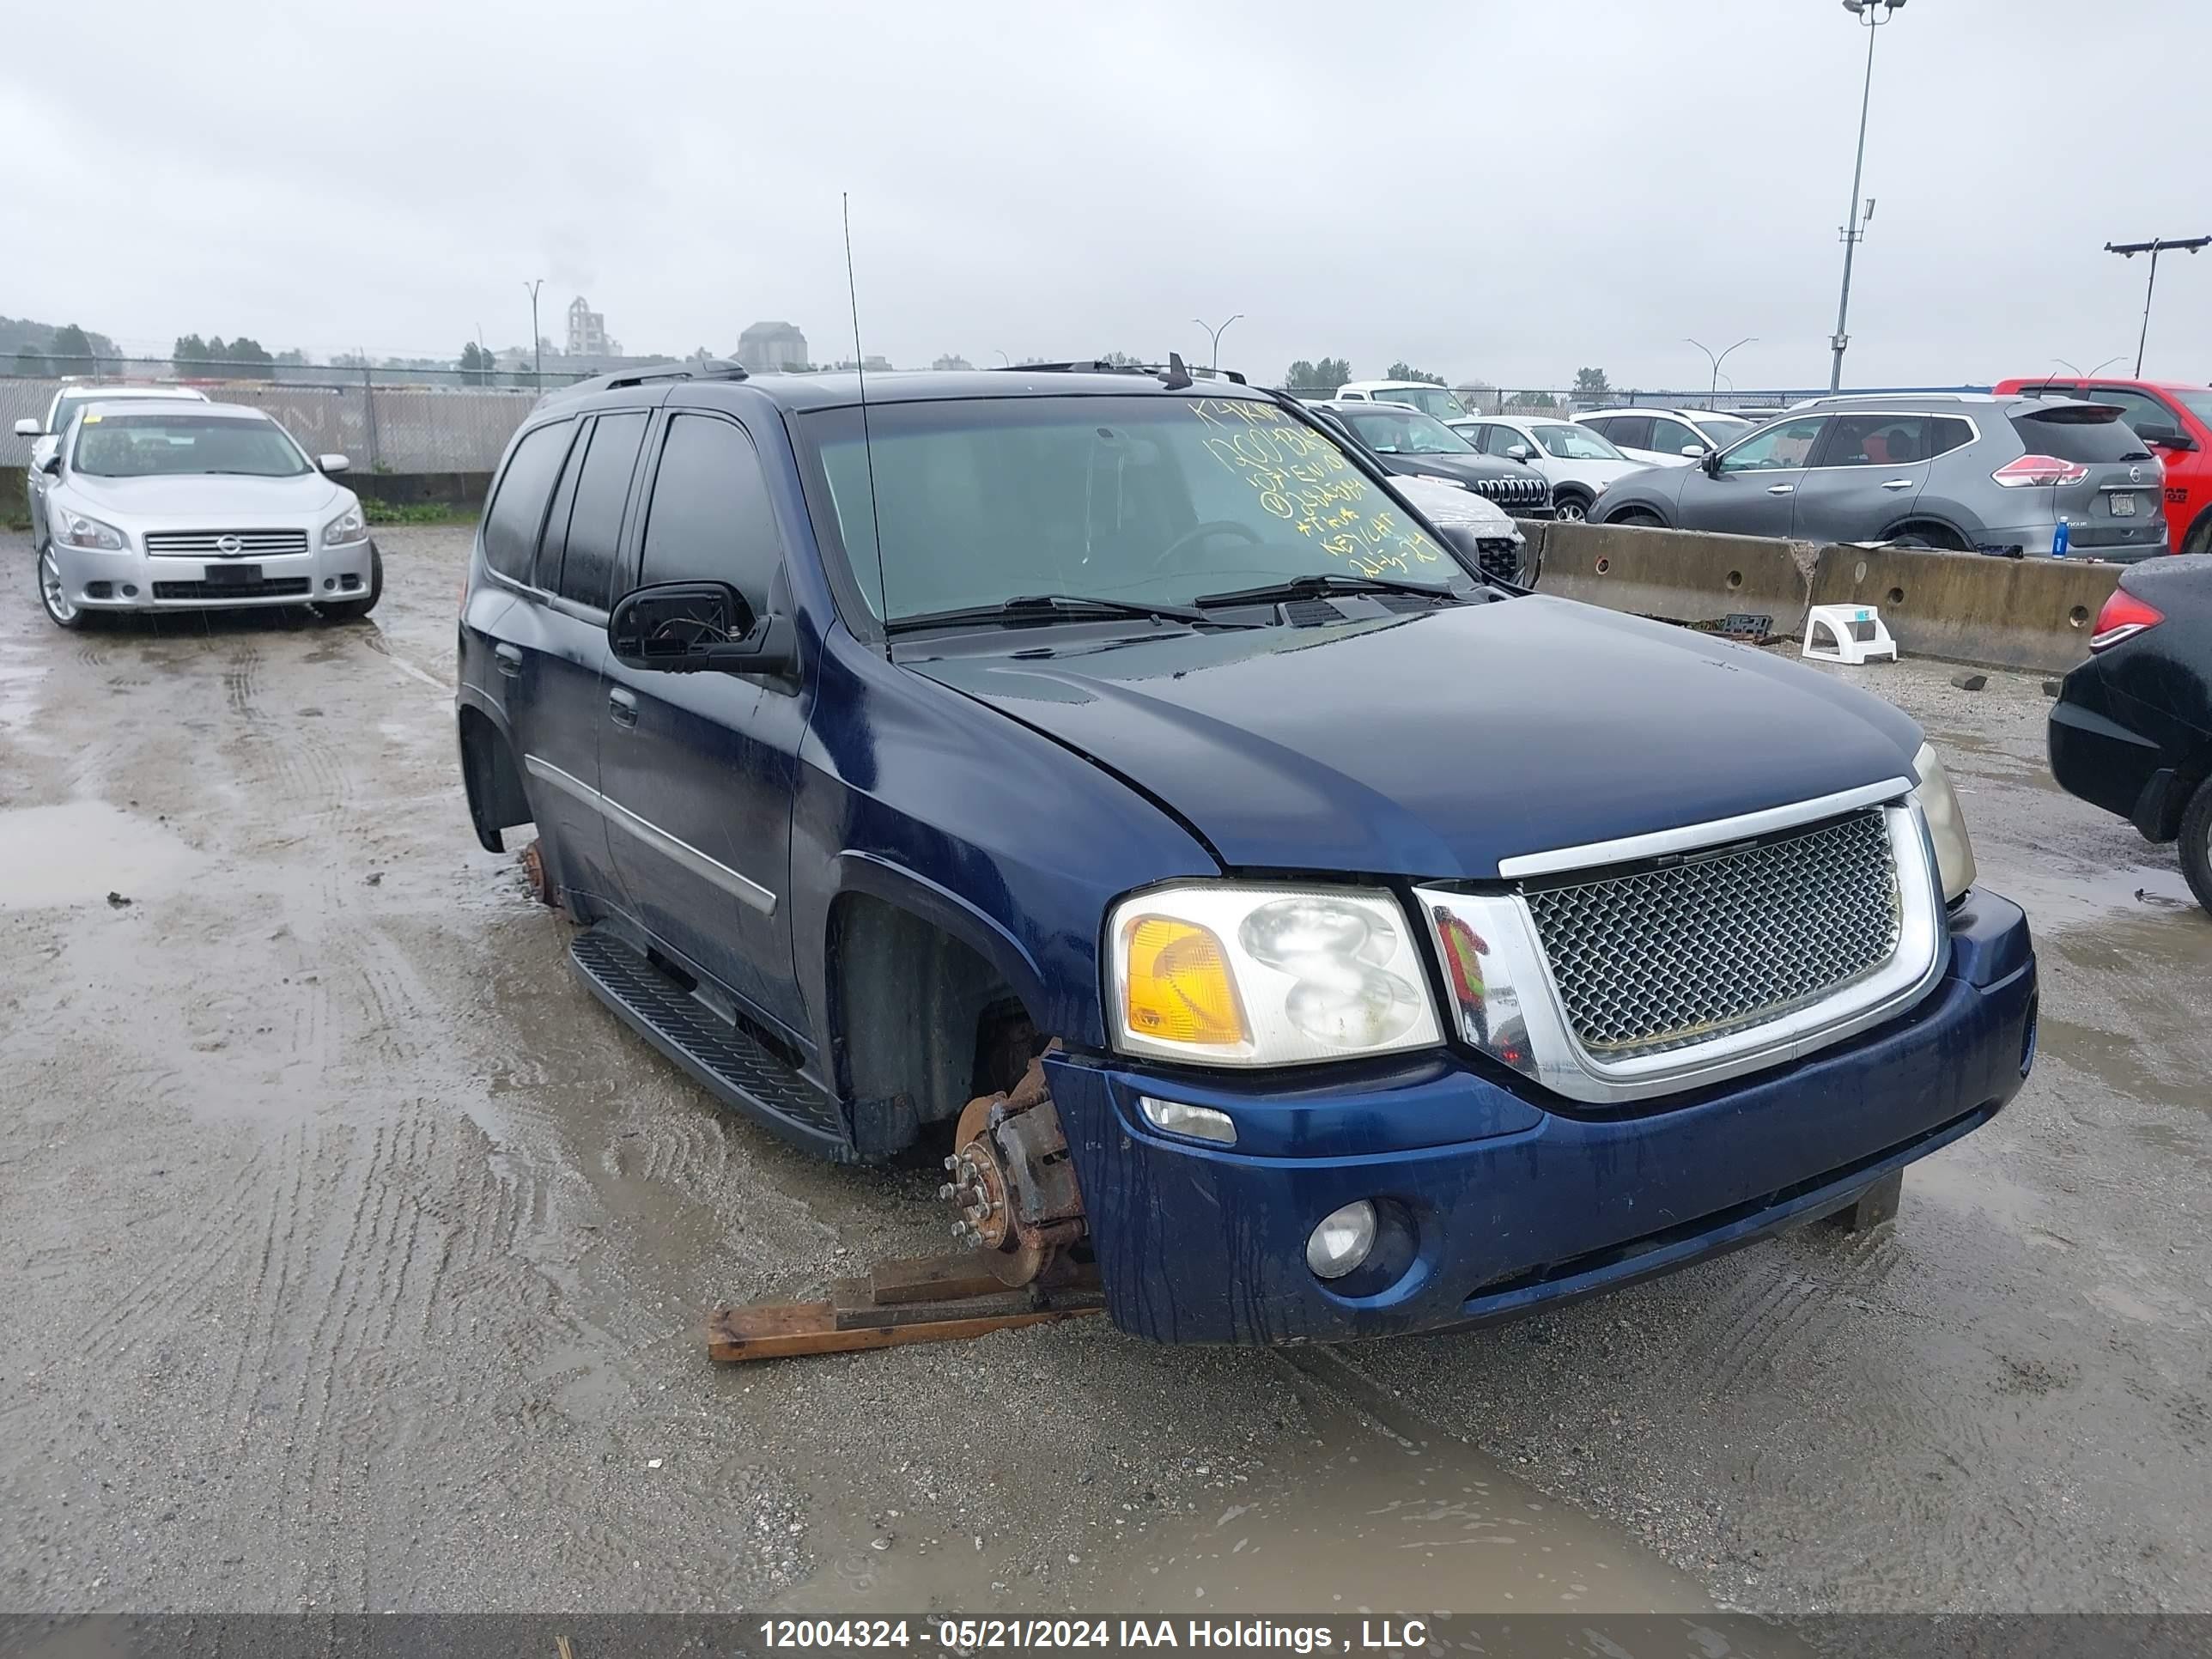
(843, 191, 890, 650)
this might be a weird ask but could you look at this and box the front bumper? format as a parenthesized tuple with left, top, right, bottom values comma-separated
(1052, 889, 2036, 1346)
(46, 536, 376, 611)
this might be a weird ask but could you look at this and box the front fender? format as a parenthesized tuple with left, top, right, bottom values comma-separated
(787, 633, 1220, 1057)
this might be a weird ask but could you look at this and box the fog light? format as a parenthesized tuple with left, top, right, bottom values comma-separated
(1306, 1200, 1377, 1280)
(324, 578, 337, 591)
(120, 583, 137, 597)
(85, 581, 112, 599)
(1138, 1095, 1236, 1146)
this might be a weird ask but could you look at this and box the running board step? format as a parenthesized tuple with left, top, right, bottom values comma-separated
(569, 925, 853, 1160)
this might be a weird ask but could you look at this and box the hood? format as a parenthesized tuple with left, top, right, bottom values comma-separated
(1387, 472, 1516, 534)
(60, 470, 349, 525)
(914, 598, 1921, 879)
(1380, 452, 1522, 486)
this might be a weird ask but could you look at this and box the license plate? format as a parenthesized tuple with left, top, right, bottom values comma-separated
(202, 562, 263, 584)
(2110, 492, 2137, 517)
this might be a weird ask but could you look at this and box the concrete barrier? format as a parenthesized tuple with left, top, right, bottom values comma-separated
(1520, 520, 2128, 676)
(1807, 545, 2121, 675)
(349, 471, 492, 509)
(1526, 520, 1816, 637)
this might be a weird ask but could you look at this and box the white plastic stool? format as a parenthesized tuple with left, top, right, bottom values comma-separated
(1802, 604, 1898, 665)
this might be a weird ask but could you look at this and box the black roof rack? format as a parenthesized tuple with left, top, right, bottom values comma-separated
(540, 358, 748, 404)
(991, 356, 1247, 389)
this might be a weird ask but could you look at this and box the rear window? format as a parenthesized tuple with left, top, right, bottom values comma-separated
(2008, 407, 2150, 463)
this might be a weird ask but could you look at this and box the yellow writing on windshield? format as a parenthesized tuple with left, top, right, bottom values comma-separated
(1188, 399, 1445, 579)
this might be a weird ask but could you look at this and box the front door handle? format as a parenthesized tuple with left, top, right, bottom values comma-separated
(494, 643, 523, 677)
(608, 687, 639, 729)
(1766, 483, 1796, 495)
(1881, 478, 1915, 490)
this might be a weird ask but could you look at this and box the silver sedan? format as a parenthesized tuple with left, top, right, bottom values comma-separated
(34, 401, 381, 629)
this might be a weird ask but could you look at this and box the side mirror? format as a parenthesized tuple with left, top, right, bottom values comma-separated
(608, 580, 794, 678)
(39, 453, 62, 477)
(1681, 444, 1708, 459)
(13, 418, 40, 438)
(2138, 422, 2196, 452)
(319, 453, 351, 474)
(1700, 449, 1723, 476)
(1504, 443, 1532, 461)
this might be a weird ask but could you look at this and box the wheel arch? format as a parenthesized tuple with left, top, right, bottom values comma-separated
(1880, 514, 1973, 550)
(456, 697, 531, 854)
(823, 858, 1055, 1157)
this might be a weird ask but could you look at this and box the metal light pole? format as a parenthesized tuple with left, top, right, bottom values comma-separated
(2105, 236, 2210, 376)
(1686, 337, 1755, 409)
(1194, 314, 1243, 372)
(994, 349, 1012, 367)
(1828, 0, 1904, 393)
(524, 278, 544, 389)
(2052, 355, 2126, 381)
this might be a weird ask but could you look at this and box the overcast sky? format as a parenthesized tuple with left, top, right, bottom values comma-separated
(7, 0, 2206, 393)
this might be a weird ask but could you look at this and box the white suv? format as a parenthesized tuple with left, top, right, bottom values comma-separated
(1572, 407, 1753, 469)
(1333, 380, 1471, 421)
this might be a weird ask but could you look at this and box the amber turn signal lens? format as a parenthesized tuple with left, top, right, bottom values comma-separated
(1122, 917, 1249, 1048)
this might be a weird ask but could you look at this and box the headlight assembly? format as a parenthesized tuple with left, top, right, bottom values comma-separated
(1107, 884, 1441, 1066)
(58, 509, 127, 551)
(1911, 741, 1977, 903)
(322, 502, 368, 546)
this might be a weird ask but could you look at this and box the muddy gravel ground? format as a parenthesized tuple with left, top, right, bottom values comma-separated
(0, 526, 2205, 1620)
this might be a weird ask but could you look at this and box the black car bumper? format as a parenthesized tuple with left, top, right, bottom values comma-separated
(2050, 672, 2188, 840)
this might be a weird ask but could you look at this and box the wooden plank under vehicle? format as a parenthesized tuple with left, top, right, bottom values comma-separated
(707, 1252, 1103, 1362)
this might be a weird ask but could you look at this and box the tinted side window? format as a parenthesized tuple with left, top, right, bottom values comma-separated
(556, 412, 647, 610)
(483, 420, 574, 582)
(1649, 417, 1704, 456)
(637, 414, 783, 611)
(534, 429, 587, 591)
(2009, 409, 2152, 464)
(1606, 416, 1653, 451)
(1929, 417, 1975, 458)
(1819, 415, 1933, 467)
(1717, 416, 1827, 473)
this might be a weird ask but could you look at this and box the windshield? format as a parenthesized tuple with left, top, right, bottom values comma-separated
(805, 395, 1474, 623)
(1339, 406, 1474, 457)
(2176, 390, 2212, 428)
(1690, 414, 1752, 444)
(1369, 386, 1467, 419)
(72, 413, 309, 478)
(1531, 422, 1626, 461)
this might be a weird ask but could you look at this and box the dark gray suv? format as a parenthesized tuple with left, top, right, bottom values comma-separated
(1594, 393, 2170, 560)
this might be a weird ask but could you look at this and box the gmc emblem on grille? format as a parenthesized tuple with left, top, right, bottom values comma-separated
(216, 535, 245, 556)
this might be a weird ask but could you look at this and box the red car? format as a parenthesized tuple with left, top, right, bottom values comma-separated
(1994, 375, 2212, 556)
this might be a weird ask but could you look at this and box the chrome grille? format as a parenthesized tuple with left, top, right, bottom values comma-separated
(143, 529, 310, 557)
(1522, 809, 1902, 1058)
(1470, 474, 1553, 518)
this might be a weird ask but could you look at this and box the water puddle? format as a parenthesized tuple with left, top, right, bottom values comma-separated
(1111, 1352, 1713, 1615)
(1996, 860, 2202, 936)
(0, 799, 201, 910)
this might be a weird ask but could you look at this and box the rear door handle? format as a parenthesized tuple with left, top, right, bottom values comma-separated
(1881, 478, 1915, 490)
(607, 687, 639, 729)
(1766, 483, 1796, 495)
(494, 643, 523, 677)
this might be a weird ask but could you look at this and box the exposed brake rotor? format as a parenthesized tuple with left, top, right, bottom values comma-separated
(940, 1046, 1087, 1287)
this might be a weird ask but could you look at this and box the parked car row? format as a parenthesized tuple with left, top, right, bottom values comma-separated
(1589, 392, 2169, 560)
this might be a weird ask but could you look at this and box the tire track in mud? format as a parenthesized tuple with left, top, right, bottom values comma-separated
(67, 1151, 272, 1366)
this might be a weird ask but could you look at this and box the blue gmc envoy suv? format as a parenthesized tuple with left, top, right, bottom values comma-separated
(456, 359, 2038, 1346)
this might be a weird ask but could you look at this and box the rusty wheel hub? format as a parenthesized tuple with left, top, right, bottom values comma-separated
(939, 1049, 1086, 1287)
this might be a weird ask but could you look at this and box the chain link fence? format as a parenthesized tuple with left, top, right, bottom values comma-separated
(0, 356, 608, 471)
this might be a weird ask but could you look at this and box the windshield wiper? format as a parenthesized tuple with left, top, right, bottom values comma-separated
(885, 593, 1230, 636)
(1193, 572, 1460, 610)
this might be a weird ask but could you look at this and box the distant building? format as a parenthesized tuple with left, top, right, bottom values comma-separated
(830, 356, 893, 373)
(566, 296, 619, 357)
(932, 354, 974, 372)
(737, 320, 809, 373)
